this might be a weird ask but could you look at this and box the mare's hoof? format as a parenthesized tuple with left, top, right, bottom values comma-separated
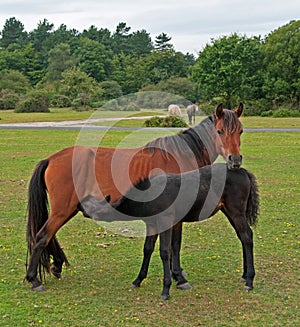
(176, 282, 192, 290)
(50, 266, 61, 279)
(32, 284, 46, 292)
(160, 294, 170, 301)
(239, 277, 246, 283)
(244, 285, 253, 291)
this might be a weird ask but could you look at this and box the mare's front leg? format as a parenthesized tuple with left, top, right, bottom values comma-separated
(132, 223, 158, 287)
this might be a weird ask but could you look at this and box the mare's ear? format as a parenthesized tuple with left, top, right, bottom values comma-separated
(235, 103, 243, 117)
(215, 103, 224, 118)
(105, 195, 111, 203)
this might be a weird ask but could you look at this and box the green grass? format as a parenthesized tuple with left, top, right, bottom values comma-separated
(1, 108, 300, 129)
(0, 124, 299, 326)
(0, 109, 165, 125)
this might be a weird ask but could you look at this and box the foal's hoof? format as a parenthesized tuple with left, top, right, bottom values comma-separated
(244, 285, 253, 291)
(176, 282, 192, 290)
(181, 270, 188, 277)
(32, 284, 46, 292)
(131, 283, 140, 288)
(160, 294, 170, 301)
(239, 277, 246, 283)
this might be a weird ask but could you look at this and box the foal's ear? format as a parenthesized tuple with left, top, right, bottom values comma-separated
(105, 195, 111, 203)
(215, 103, 224, 118)
(235, 103, 243, 117)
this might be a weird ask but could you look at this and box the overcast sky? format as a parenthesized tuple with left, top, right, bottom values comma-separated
(0, 0, 298, 54)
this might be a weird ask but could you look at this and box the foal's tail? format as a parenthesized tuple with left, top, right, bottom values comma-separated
(245, 171, 259, 226)
(26, 159, 68, 280)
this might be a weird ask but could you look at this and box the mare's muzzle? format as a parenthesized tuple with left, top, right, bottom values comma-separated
(227, 154, 242, 170)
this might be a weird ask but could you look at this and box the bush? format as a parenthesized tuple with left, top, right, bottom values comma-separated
(72, 93, 92, 111)
(15, 90, 50, 113)
(0, 90, 19, 109)
(260, 110, 273, 117)
(272, 109, 300, 117)
(50, 94, 72, 108)
(144, 115, 188, 128)
(99, 80, 122, 100)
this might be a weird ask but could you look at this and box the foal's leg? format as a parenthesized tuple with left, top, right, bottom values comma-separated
(171, 222, 192, 290)
(159, 228, 173, 300)
(223, 209, 255, 290)
(132, 223, 158, 288)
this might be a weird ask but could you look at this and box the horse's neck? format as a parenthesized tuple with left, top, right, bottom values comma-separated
(190, 117, 219, 165)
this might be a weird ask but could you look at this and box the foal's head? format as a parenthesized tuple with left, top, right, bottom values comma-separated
(214, 103, 244, 169)
(81, 195, 113, 220)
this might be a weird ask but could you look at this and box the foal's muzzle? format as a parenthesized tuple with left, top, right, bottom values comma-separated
(227, 154, 243, 170)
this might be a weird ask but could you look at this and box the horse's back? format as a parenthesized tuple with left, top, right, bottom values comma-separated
(168, 104, 181, 116)
(44, 145, 171, 207)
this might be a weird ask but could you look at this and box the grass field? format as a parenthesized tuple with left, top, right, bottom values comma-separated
(0, 113, 299, 326)
(1, 108, 300, 129)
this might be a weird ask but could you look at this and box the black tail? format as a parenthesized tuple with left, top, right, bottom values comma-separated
(26, 159, 69, 281)
(245, 171, 259, 226)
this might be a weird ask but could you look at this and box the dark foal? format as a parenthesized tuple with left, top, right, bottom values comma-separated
(81, 163, 259, 300)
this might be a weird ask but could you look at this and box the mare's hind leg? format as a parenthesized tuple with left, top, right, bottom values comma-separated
(132, 223, 158, 288)
(222, 209, 255, 290)
(26, 224, 50, 291)
(49, 235, 70, 279)
(26, 213, 73, 291)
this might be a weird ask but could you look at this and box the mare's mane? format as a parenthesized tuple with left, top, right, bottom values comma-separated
(220, 109, 242, 134)
(144, 116, 215, 161)
(143, 110, 241, 161)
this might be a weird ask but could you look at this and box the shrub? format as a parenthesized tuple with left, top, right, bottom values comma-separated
(272, 109, 300, 117)
(72, 93, 92, 111)
(0, 90, 19, 109)
(144, 115, 188, 128)
(51, 94, 72, 108)
(260, 110, 273, 117)
(99, 80, 122, 100)
(15, 90, 50, 113)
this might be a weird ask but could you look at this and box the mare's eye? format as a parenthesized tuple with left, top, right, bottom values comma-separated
(217, 130, 224, 135)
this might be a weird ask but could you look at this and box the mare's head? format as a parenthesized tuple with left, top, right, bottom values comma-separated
(214, 103, 244, 169)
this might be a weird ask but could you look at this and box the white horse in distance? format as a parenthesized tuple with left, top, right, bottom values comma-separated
(186, 103, 199, 125)
(168, 104, 182, 116)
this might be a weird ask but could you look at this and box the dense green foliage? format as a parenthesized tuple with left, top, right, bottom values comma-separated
(144, 115, 188, 127)
(0, 18, 299, 114)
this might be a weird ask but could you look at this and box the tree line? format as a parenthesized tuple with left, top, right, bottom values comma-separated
(0, 17, 299, 116)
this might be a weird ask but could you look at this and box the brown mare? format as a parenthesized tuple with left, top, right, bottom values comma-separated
(25, 103, 244, 291)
